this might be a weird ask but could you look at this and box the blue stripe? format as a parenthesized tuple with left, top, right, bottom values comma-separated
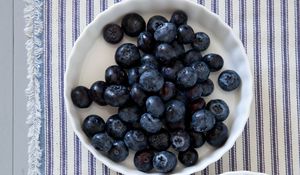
(215, 158, 222, 174)
(91, 152, 95, 174)
(74, 135, 81, 175)
(45, 0, 53, 174)
(202, 167, 209, 175)
(87, 0, 94, 24)
(267, 0, 279, 174)
(88, 152, 95, 175)
(253, 0, 265, 172)
(198, 0, 204, 5)
(239, 0, 251, 171)
(103, 164, 108, 175)
(58, 0, 67, 174)
(211, 0, 217, 13)
(72, 1, 81, 175)
(281, 0, 293, 174)
(295, 0, 300, 172)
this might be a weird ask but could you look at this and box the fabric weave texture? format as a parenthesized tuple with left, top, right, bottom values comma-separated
(25, 0, 300, 174)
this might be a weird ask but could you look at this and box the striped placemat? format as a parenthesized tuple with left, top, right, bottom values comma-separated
(25, 0, 300, 174)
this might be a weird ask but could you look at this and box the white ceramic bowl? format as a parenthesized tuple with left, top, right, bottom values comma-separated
(64, 0, 253, 174)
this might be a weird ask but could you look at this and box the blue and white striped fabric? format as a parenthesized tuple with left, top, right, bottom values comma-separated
(25, 0, 300, 174)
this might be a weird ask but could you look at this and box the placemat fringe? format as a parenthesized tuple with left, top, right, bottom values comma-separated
(24, 0, 43, 175)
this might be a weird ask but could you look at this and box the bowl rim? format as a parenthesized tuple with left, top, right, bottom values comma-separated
(64, 0, 253, 174)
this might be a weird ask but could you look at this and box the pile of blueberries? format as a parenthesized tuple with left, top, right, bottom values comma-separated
(71, 10, 241, 173)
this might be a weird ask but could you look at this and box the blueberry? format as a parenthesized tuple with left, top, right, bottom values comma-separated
(146, 96, 165, 118)
(108, 140, 129, 162)
(147, 15, 168, 34)
(130, 121, 143, 130)
(91, 132, 113, 153)
(105, 65, 127, 85)
(155, 43, 177, 65)
(170, 10, 188, 26)
(174, 90, 188, 104)
(207, 99, 229, 121)
(105, 115, 128, 139)
(189, 98, 206, 114)
(159, 81, 176, 101)
(130, 83, 147, 106)
(121, 13, 145, 37)
(203, 53, 224, 72)
(218, 70, 241, 91)
(192, 32, 210, 51)
(139, 70, 164, 92)
(148, 129, 171, 151)
(115, 43, 141, 68)
(206, 122, 228, 147)
(89, 81, 107, 106)
(183, 49, 202, 65)
(141, 54, 159, 67)
(165, 100, 186, 123)
(82, 115, 105, 138)
(191, 61, 210, 82)
(138, 63, 158, 74)
(71, 86, 92, 108)
(166, 119, 186, 131)
(171, 40, 185, 58)
(128, 68, 140, 85)
(140, 113, 162, 134)
(124, 130, 148, 151)
(118, 104, 141, 123)
(177, 24, 194, 44)
(200, 79, 214, 97)
(153, 151, 177, 173)
(189, 131, 205, 148)
(171, 130, 190, 152)
(134, 149, 155, 172)
(178, 148, 198, 167)
(176, 67, 198, 88)
(185, 83, 203, 101)
(137, 32, 155, 53)
(191, 109, 216, 132)
(154, 23, 177, 43)
(103, 23, 123, 44)
(104, 85, 129, 107)
(161, 60, 184, 81)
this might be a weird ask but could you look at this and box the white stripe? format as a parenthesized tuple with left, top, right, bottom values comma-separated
(272, 1, 286, 174)
(66, 0, 74, 169)
(96, 156, 103, 175)
(80, 0, 87, 33)
(107, 0, 114, 9)
(259, 0, 272, 173)
(51, 0, 61, 174)
(287, 0, 299, 174)
(94, 0, 100, 18)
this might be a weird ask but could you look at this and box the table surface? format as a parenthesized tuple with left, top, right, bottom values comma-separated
(0, 0, 28, 174)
